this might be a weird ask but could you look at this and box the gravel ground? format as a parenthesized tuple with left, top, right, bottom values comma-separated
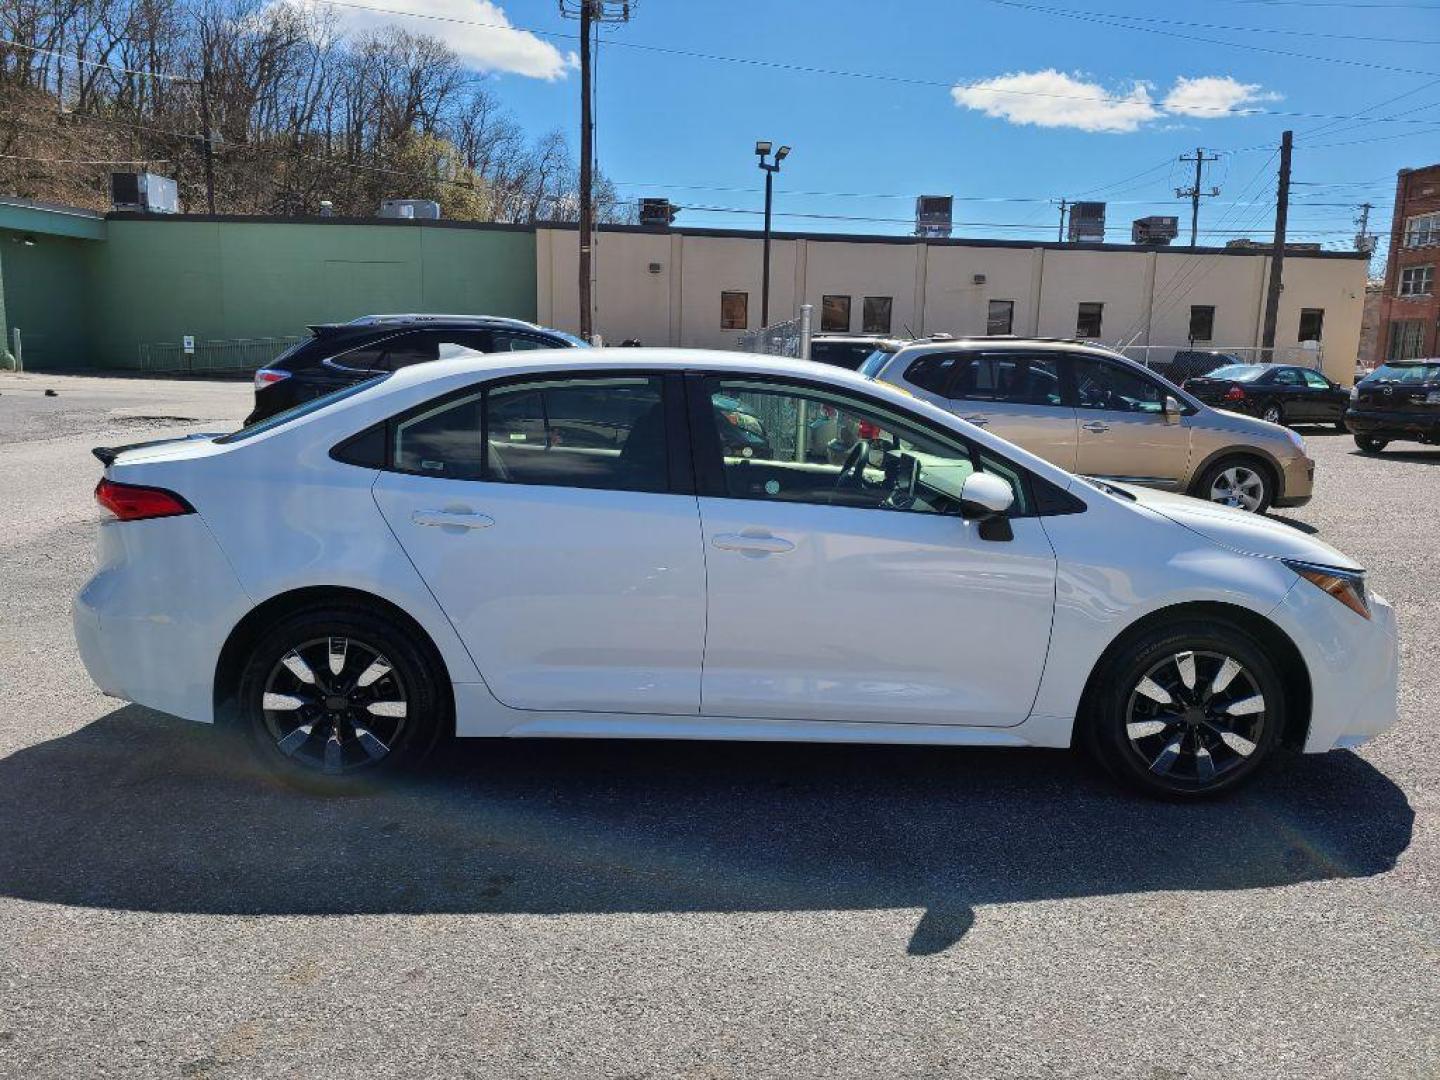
(0, 372, 1434, 1080)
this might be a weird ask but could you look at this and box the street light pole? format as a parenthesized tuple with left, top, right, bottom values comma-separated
(755, 141, 790, 328)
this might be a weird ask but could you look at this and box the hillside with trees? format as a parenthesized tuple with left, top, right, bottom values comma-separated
(0, 0, 629, 222)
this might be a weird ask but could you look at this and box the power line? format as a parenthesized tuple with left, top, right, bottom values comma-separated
(0, 36, 182, 80)
(0, 153, 170, 164)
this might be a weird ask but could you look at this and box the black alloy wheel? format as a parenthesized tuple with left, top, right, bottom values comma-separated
(1354, 434, 1388, 454)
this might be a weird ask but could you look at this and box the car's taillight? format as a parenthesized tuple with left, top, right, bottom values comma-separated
(1224, 385, 1246, 401)
(95, 479, 194, 522)
(254, 368, 291, 391)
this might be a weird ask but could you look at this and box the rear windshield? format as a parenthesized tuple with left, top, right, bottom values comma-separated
(1206, 364, 1267, 382)
(811, 341, 881, 370)
(549, 331, 592, 348)
(216, 375, 390, 443)
(858, 349, 896, 379)
(1367, 363, 1440, 385)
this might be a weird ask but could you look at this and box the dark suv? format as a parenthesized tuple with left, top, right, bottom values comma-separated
(1346, 359, 1440, 453)
(246, 314, 587, 424)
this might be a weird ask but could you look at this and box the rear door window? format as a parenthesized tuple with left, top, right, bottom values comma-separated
(903, 353, 964, 394)
(986, 353, 1064, 406)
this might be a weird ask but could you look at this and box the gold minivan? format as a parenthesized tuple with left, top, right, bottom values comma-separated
(860, 339, 1313, 513)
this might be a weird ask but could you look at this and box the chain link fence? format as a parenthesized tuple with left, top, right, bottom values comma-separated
(737, 304, 813, 361)
(132, 336, 305, 375)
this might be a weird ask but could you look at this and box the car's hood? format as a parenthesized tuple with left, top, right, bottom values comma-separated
(1106, 482, 1363, 571)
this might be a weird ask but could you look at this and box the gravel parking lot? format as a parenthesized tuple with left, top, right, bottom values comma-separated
(0, 372, 1435, 1079)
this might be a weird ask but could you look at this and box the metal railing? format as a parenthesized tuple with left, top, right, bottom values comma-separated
(133, 336, 305, 375)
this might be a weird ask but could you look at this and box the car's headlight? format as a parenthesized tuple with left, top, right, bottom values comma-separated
(1283, 559, 1370, 619)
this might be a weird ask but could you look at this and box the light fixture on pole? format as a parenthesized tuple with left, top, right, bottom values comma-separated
(756, 140, 790, 327)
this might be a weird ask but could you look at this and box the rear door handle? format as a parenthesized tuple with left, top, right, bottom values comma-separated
(411, 509, 495, 530)
(1082, 421, 1110, 434)
(712, 532, 795, 555)
(962, 414, 990, 427)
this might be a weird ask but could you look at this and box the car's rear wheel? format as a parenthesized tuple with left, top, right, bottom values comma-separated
(1355, 434, 1388, 454)
(1197, 455, 1273, 514)
(1261, 401, 1285, 425)
(1083, 619, 1285, 799)
(236, 606, 446, 789)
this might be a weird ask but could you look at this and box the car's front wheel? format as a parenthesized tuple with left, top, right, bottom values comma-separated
(236, 605, 447, 789)
(1083, 618, 1285, 798)
(1197, 456, 1273, 513)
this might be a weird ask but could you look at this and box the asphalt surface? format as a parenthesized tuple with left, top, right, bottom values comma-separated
(0, 372, 1434, 1079)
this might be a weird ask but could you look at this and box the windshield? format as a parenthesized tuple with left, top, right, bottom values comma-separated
(216, 375, 390, 443)
(1207, 365, 1268, 382)
(857, 349, 896, 379)
(1368, 363, 1440, 385)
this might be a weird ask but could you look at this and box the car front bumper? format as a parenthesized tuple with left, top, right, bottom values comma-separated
(1271, 452, 1315, 508)
(1266, 576, 1399, 753)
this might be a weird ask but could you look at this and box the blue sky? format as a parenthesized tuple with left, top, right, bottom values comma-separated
(332, 0, 1440, 264)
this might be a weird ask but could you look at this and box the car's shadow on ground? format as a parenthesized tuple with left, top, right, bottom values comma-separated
(0, 707, 1413, 954)
(1352, 448, 1440, 464)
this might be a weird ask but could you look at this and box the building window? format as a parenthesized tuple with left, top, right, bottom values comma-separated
(1404, 212, 1440, 248)
(862, 296, 893, 335)
(1389, 320, 1425, 361)
(721, 291, 748, 330)
(1298, 308, 1324, 343)
(821, 295, 851, 333)
(987, 300, 1014, 335)
(1076, 302, 1104, 339)
(1399, 265, 1435, 297)
(1188, 305, 1216, 343)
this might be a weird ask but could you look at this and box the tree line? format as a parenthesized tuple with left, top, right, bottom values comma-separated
(0, 0, 631, 222)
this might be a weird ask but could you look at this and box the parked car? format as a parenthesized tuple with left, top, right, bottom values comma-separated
(1345, 359, 1440, 453)
(1182, 364, 1350, 428)
(246, 314, 588, 425)
(861, 339, 1313, 514)
(809, 335, 904, 371)
(1150, 349, 1246, 385)
(78, 348, 1396, 799)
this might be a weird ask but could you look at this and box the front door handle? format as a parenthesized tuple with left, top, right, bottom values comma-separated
(962, 414, 990, 427)
(411, 508, 495, 530)
(1082, 421, 1110, 434)
(712, 532, 795, 555)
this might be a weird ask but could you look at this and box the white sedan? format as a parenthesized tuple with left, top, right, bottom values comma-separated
(74, 349, 1398, 798)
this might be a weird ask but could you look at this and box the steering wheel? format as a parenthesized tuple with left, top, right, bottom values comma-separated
(834, 439, 871, 490)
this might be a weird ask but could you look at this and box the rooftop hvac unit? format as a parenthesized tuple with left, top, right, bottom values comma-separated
(639, 198, 679, 228)
(1131, 215, 1179, 245)
(378, 199, 441, 220)
(1067, 201, 1106, 243)
(915, 195, 953, 238)
(110, 172, 179, 214)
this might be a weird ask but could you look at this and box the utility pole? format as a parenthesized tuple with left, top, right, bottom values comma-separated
(558, 1, 631, 343)
(1354, 201, 1377, 263)
(1055, 198, 1069, 243)
(1261, 130, 1294, 361)
(1176, 147, 1221, 247)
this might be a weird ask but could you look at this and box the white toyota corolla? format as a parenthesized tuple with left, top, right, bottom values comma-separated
(75, 349, 1398, 797)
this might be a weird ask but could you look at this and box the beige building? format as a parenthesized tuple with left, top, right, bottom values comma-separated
(535, 224, 1369, 385)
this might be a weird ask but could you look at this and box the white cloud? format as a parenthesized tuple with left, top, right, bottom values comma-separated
(951, 70, 1158, 133)
(951, 70, 1280, 133)
(331, 0, 576, 79)
(1162, 75, 1277, 117)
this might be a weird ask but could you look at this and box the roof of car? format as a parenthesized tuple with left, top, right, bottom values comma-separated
(879, 336, 1126, 358)
(310, 314, 547, 335)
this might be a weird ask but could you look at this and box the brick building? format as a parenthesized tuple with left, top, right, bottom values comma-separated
(1378, 163, 1440, 362)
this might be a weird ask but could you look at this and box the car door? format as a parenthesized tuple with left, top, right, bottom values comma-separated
(895, 350, 1079, 471)
(1300, 368, 1344, 419)
(1267, 367, 1310, 420)
(1068, 353, 1190, 487)
(689, 374, 1058, 728)
(371, 371, 706, 715)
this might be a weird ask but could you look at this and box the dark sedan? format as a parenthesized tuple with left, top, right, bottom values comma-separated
(1346, 359, 1440, 453)
(1182, 364, 1349, 428)
(246, 314, 587, 425)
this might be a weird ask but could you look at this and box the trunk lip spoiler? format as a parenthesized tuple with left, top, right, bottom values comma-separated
(92, 432, 228, 467)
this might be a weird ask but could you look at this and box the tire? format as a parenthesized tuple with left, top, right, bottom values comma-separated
(1082, 618, 1286, 799)
(1354, 434, 1388, 454)
(236, 604, 447, 790)
(1260, 401, 1285, 426)
(1196, 455, 1274, 514)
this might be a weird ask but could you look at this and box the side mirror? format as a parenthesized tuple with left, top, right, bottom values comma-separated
(1163, 395, 1182, 424)
(960, 472, 1014, 520)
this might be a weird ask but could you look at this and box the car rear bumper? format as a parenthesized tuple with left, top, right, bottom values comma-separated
(74, 515, 252, 724)
(1266, 578, 1399, 753)
(1345, 408, 1440, 440)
